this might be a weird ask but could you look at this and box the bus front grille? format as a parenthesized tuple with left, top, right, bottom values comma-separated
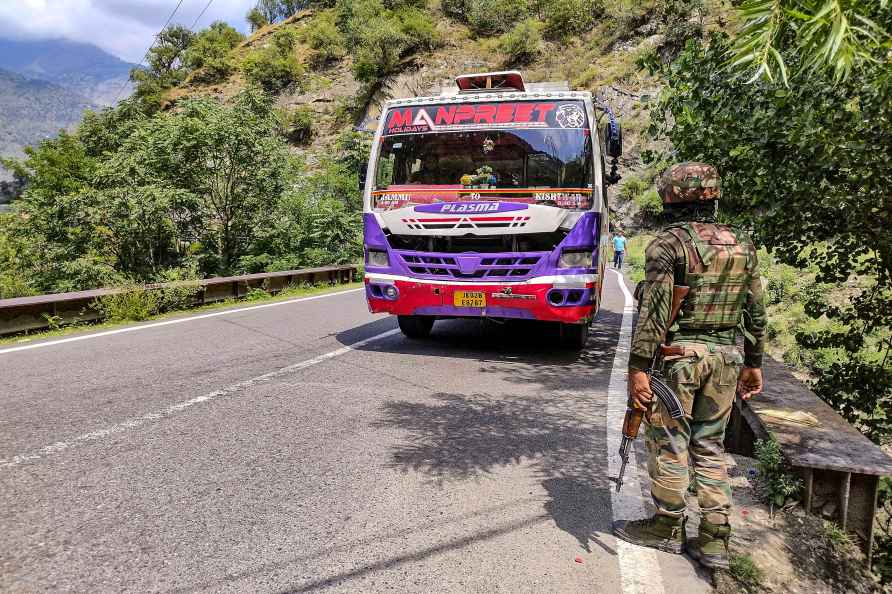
(398, 251, 546, 280)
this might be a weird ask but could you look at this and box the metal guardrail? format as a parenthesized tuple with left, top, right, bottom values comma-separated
(726, 357, 892, 564)
(0, 265, 358, 336)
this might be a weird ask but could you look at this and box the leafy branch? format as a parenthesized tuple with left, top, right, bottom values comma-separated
(730, 0, 890, 83)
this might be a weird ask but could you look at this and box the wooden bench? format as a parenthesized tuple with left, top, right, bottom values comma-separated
(726, 357, 892, 563)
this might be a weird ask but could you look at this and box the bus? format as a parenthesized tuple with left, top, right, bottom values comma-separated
(361, 71, 622, 349)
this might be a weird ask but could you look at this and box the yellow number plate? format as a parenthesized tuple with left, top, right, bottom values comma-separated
(454, 291, 486, 308)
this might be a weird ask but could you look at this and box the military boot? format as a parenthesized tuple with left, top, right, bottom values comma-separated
(612, 515, 685, 554)
(687, 519, 731, 569)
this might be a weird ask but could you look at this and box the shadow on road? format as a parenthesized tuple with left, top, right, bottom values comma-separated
(318, 309, 626, 588)
(338, 311, 622, 392)
(543, 477, 616, 556)
(276, 514, 551, 593)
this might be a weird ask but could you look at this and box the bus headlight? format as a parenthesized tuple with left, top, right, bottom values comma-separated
(367, 249, 389, 268)
(559, 250, 593, 268)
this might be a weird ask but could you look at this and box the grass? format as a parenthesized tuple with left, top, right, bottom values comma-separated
(822, 520, 854, 549)
(0, 281, 363, 347)
(624, 233, 654, 284)
(729, 553, 764, 590)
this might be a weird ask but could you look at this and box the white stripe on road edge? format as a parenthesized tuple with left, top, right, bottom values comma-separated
(606, 268, 666, 594)
(0, 288, 364, 355)
(0, 328, 401, 469)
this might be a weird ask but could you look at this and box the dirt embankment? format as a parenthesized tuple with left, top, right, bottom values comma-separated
(712, 455, 885, 594)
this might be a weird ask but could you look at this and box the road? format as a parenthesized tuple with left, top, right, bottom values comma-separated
(1, 270, 711, 593)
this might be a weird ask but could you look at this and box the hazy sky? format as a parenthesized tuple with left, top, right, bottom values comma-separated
(0, 0, 256, 63)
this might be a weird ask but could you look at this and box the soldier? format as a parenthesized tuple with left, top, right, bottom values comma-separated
(612, 162, 767, 569)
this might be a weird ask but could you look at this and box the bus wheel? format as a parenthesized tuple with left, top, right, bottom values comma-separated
(398, 315, 435, 339)
(560, 322, 589, 350)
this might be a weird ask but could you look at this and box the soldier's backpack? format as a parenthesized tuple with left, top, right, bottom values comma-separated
(667, 222, 755, 331)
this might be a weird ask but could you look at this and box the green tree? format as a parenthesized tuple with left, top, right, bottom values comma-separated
(467, 0, 532, 35)
(130, 25, 195, 111)
(183, 21, 244, 84)
(499, 18, 543, 65)
(247, 7, 270, 31)
(105, 90, 295, 274)
(242, 29, 304, 92)
(305, 11, 347, 67)
(541, 0, 597, 39)
(648, 33, 892, 443)
(351, 15, 411, 83)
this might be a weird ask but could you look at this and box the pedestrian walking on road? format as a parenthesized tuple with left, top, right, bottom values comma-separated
(612, 231, 627, 268)
(612, 162, 767, 569)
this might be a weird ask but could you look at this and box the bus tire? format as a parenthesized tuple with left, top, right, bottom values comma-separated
(398, 315, 435, 339)
(560, 322, 589, 350)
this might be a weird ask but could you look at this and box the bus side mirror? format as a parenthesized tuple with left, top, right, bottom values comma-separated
(358, 161, 368, 192)
(604, 123, 622, 159)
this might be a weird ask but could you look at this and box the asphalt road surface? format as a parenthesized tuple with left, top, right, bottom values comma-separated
(1, 270, 712, 593)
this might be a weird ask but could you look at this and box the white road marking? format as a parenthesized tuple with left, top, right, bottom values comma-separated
(0, 287, 365, 356)
(606, 268, 666, 594)
(0, 328, 401, 469)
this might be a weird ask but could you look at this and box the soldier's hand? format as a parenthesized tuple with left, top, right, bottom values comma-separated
(737, 367, 763, 400)
(629, 370, 653, 410)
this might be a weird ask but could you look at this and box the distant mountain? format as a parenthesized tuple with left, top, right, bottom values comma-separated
(0, 68, 97, 179)
(0, 39, 137, 106)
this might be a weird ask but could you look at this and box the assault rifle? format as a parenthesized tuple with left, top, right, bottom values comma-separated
(615, 285, 690, 493)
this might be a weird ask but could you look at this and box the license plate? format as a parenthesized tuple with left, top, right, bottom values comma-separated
(453, 291, 486, 308)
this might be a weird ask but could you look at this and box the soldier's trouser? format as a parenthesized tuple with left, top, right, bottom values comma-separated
(645, 341, 743, 525)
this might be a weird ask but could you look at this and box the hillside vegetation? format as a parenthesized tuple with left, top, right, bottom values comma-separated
(0, 0, 716, 297)
(1, 0, 891, 585)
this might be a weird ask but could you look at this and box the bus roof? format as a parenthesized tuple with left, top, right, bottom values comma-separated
(382, 89, 592, 109)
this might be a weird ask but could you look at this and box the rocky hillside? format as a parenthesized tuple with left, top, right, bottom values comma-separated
(0, 68, 96, 161)
(156, 0, 733, 204)
(0, 39, 135, 106)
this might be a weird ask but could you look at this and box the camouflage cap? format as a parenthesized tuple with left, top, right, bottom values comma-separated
(657, 162, 721, 204)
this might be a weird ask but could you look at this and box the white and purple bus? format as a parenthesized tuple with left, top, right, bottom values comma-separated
(361, 72, 622, 348)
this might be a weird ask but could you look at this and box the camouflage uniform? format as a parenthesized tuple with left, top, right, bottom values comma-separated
(629, 164, 767, 526)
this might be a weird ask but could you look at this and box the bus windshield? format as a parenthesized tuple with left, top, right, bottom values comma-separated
(373, 100, 593, 211)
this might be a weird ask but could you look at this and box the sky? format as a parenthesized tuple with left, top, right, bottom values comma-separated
(0, 0, 256, 63)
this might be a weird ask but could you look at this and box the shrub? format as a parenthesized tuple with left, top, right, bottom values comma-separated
(397, 8, 443, 52)
(754, 438, 803, 508)
(351, 17, 410, 83)
(441, 0, 470, 19)
(306, 13, 346, 67)
(728, 554, 764, 590)
(624, 233, 653, 284)
(282, 106, 315, 144)
(384, 0, 427, 7)
(184, 21, 244, 84)
(634, 189, 663, 216)
(242, 30, 304, 92)
(155, 267, 202, 311)
(498, 19, 542, 65)
(542, 0, 597, 39)
(468, 0, 531, 35)
(245, 286, 270, 301)
(618, 176, 648, 201)
(247, 7, 270, 31)
(95, 287, 161, 322)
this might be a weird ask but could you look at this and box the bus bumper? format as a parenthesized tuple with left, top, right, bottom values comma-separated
(364, 273, 600, 324)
